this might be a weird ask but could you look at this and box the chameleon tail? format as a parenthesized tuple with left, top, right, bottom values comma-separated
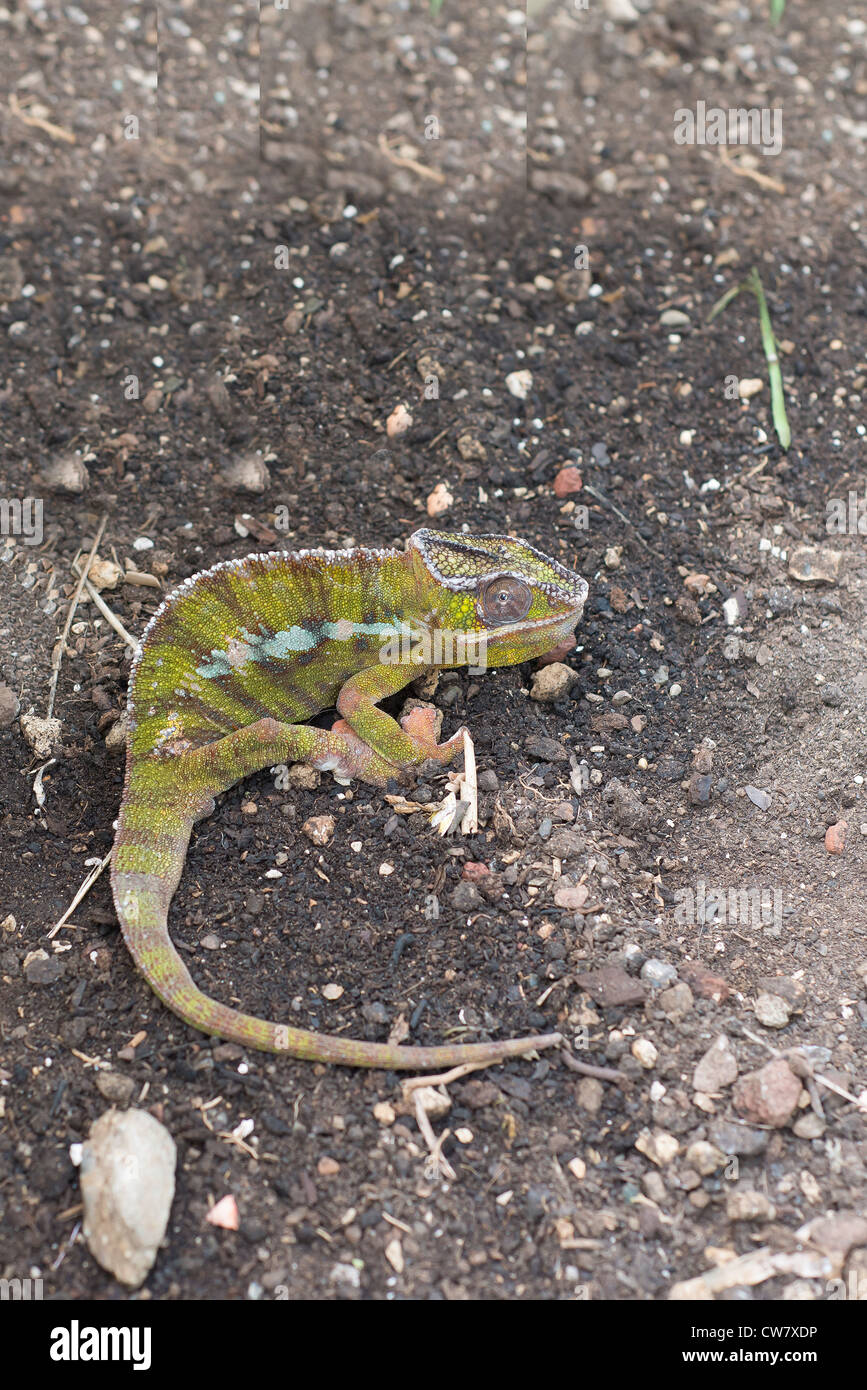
(111, 776, 562, 1070)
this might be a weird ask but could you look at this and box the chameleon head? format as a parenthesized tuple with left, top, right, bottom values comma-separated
(407, 529, 589, 669)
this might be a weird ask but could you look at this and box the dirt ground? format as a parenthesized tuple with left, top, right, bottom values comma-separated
(1, 0, 866, 1304)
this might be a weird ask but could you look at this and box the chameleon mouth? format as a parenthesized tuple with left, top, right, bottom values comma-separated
(482, 612, 585, 654)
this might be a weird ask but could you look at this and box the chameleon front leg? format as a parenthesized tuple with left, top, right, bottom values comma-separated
(112, 713, 561, 1067)
(335, 662, 467, 776)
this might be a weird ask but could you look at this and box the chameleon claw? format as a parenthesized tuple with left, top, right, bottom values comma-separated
(399, 707, 466, 765)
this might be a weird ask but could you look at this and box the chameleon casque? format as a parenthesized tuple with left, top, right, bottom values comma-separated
(110, 528, 588, 1069)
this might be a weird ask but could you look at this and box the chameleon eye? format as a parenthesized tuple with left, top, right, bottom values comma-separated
(481, 576, 532, 624)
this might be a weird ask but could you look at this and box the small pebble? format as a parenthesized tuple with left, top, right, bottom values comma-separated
(693, 1036, 738, 1092)
(754, 992, 791, 1028)
(659, 309, 690, 327)
(640, 958, 677, 989)
(505, 369, 533, 400)
(727, 1190, 776, 1222)
(635, 1129, 680, 1166)
(631, 1038, 658, 1069)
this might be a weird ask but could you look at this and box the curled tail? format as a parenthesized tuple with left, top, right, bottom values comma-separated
(111, 773, 561, 1071)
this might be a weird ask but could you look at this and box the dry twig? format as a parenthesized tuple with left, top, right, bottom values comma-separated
(47, 851, 111, 939)
(377, 131, 446, 184)
(46, 515, 107, 718)
(70, 564, 138, 651)
(719, 144, 785, 195)
(9, 91, 76, 144)
(560, 1049, 628, 1084)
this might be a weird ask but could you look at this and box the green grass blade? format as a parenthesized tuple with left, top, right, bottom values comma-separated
(769, 0, 785, 24)
(746, 268, 791, 451)
(706, 281, 746, 323)
(706, 268, 792, 451)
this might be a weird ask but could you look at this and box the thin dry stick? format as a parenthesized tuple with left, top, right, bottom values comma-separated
(582, 484, 667, 562)
(424, 425, 450, 452)
(720, 457, 769, 491)
(560, 1050, 628, 1084)
(402, 1061, 489, 1095)
(9, 91, 76, 144)
(46, 515, 108, 719)
(413, 1095, 457, 1181)
(32, 758, 55, 807)
(50, 1220, 82, 1273)
(810, 1073, 867, 1111)
(377, 131, 446, 184)
(71, 566, 138, 651)
(719, 144, 785, 195)
(381, 1212, 412, 1236)
(47, 851, 112, 939)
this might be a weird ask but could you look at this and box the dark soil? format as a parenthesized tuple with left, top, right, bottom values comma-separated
(1, 0, 866, 1302)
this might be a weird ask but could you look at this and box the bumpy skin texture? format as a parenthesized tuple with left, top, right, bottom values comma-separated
(110, 529, 588, 1068)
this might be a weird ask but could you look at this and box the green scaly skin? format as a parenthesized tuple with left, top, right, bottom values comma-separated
(110, 529, 588, 1068)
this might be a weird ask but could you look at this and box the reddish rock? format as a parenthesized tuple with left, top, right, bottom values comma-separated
(692, 745, 714, 774)
(825, 820, 847, 855)
(302, 814, 335, 845)
(679, 961, 731, 1003)
(461, 862, 490, 882)
(684, 572, 712, 595)
(732, 1058, 803, 1128)
(688, 773, 712, 805)
(553, 465, 583, 497)
(756, 975, 806, 1013)
(0, 683, 19, 727)
(675, 594, 702, 625)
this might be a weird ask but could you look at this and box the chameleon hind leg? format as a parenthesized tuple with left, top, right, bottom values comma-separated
(182, 713, 405, 795)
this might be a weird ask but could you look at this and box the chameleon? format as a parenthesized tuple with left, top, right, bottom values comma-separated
(110, 528, 588, 1069)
